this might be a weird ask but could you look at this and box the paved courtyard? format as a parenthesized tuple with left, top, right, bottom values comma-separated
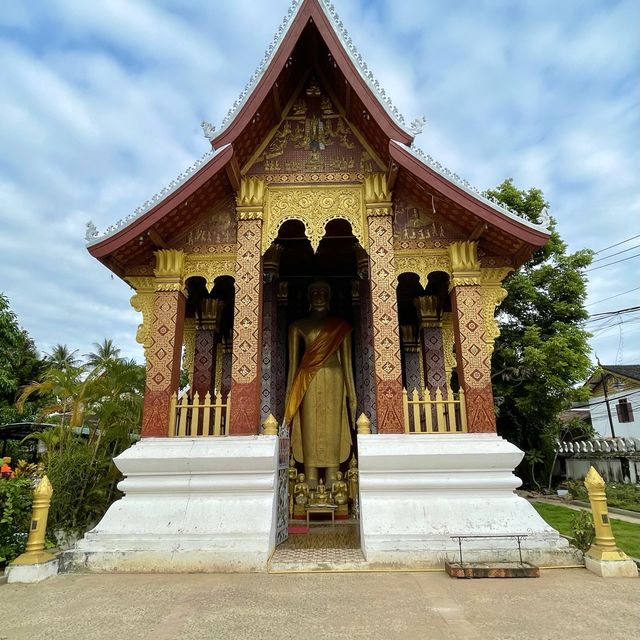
(1, 569, 638, 640)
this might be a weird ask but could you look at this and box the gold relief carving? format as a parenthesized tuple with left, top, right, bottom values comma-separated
(400, 325, 420, 353)
(480, 267, 514, 285)
(126, 277, 155, 357)
(236, 177, 266, 209)
(366, 206, 393, 218)
(182, 318, 196, 386)
(183, 254, 236, 293)
(479, 266, 512, 358)
(363, 172, 391, 205)
(200, 299, 224, 330)
(449, 241, 480, 289)
(264, 184, 365, 252)
(154, 249, 185, 292)
(415, 295, 440, 328)
(394, 250, 451, 287)
(449, 241, 480, 271)
(441, 312, 455, 376)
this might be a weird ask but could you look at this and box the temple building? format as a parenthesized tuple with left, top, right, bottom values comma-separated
(69, 0, 576, 571)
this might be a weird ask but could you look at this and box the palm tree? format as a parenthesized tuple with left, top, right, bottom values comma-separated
(85, 339, 122, 368)
(44, 344, 81, 370)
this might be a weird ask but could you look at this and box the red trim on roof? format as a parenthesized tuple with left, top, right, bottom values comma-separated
(88, 145, 235, 259)
(389, 141, 550, 248)
(211, 0, 413, 151)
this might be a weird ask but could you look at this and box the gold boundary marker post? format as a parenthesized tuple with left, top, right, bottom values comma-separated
(583, 466, 627, 561)
(10, 475, 55, 566)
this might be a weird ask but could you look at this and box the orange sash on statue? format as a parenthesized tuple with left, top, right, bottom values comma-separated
(284, 316, 352, 425)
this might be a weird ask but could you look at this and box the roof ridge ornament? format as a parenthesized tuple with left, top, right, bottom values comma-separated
(409, 117, 427, 136)
(201, 120, 216, 142)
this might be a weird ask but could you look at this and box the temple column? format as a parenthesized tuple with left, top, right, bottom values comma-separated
(364, 173, 403, 433)
(260, 245, 283, 423)
(141, 250, 186, 438)
(400, 325, 422, 393)
(415, 295, 446, 392)
(229, 178, 265, 435)
(448, 242, 495, 433)
(192, 300, 223, 398)
(182, 318, 196, 387)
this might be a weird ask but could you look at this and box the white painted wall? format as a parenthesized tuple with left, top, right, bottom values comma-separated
(589, 388, 640, 439)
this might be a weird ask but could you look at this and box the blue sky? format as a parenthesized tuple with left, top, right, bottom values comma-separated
(1, 0, 638, 365)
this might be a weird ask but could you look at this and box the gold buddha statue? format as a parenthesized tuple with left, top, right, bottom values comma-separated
(311, 479, 332, 506)
(331, 471, 348, 506)
(346, 456, 359, 503)
(284, 280, 357, 490)
(293, 473, 310, 519)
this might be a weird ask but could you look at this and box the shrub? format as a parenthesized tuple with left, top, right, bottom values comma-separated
(0, 476, 33, 564)
(570, 509, 595, 554)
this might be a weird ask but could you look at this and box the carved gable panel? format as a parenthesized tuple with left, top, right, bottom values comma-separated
(393, 196, 460, 250)
(172, 194, 237, 254)
(247, 77, 383, 184)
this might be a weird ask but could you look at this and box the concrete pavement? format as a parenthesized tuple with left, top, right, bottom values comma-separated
(1, 569, 638, 640)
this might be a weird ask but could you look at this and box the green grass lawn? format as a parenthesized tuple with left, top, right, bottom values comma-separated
(533, 502, 640, 558)
(566, 482, 640, 512)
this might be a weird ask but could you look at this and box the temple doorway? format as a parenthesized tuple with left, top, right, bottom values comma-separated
(264, 219, 369, 568)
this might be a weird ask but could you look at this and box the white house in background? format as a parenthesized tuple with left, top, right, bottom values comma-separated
(585, 365, 640, 439)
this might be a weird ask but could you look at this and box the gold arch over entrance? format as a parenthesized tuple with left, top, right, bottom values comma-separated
(263, 184, 366, 253)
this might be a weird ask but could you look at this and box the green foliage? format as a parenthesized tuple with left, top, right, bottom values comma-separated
(485, 179, 593, 484)
(0, 476, 33, 563)
(570, 510, 595, 554)
(19, 351, 146, 536)
(533, 502, 640, 557)
(0, 292, 44, 422)
(568, 481, 640, 513)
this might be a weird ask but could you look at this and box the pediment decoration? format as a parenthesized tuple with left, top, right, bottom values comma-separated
(263, 183, 365, 253)
(247, 76, 383, 184)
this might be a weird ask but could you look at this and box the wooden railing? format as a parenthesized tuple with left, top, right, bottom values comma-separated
(168, 391, 231, 437)
(402, 386, 467, 434)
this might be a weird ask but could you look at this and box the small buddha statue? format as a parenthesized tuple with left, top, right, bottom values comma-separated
(293, 473, 310, 519)
(294, 473, 310, 506)
(346, 456, 359, 503)
(311, 478, 331, 506)
(331, 471, 348, 506)
(288, 457, 298, 498)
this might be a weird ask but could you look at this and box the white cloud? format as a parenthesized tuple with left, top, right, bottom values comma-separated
(0, 0, 638, 368)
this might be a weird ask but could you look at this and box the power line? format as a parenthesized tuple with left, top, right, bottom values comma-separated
(587, 305, 640, 320)
(591, 244, 640, 263)
(594, 234, 640, 255)
(587, 286, 640, 307)
(585, 252, 640, 272)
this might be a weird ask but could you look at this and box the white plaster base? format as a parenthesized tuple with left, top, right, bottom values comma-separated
(63, 437, 279, 573)
(357, 433, 581, 567)
(585, 555, 638, 578)
(6, 558, 59, 583)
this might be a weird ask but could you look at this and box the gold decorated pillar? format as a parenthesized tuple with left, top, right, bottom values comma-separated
(583, 466, 638, 576)
(415, 294, 447, 393)
(229, 177, 265, 435)
(141, 249, 186, 437)
(449, 241, 495, 433)
(364, 173, 403, 433)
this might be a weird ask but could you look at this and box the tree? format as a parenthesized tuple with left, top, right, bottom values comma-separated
(43, 344, 81, 370)
(0, 293, 43, 424)
(485, 179, 593, 484)
(85, 339, 121, 368)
